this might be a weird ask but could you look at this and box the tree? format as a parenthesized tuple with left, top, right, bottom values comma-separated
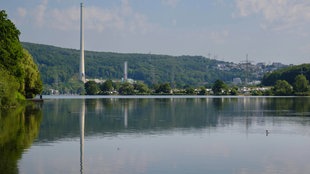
(22, 49, 43, 98)
(100, 79, 113, 94)
(0, 10, 24, 79)
(185, 87, 195, 95)
(134, 82, 150, 94)
(273, 80, 293, 96)
(293, 74, 309, 95)
(155, 83, 171, 94)
(198, 86, 207, 95)
(230, 86, 239, 95)
(0, 10, 42, 104)
(212, 80, 228, 95)
(85, 81, 100, 95)
(119, 82, 135, 95)
(0, 68, 20, 107)
(262, 64, 310, 86)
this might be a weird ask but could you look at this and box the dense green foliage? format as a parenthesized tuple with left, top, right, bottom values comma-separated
(262, 64, 310, 86)
(118, 82, 135, 95)
(0, 11, 23, 80)
(0, 10, 42, 107)
(212, 80, 228, 95)
(134, 82, 150, 94)
(272, 80, 293, 96)
(22, 42, 254, 94)
(85, 80, 152, 95)
(0, 69, 20, 106)
(84, 79, 242, 96)
(293, 74, 309, 95)
(21, 49, 43, 98)
(154, 83, 172, 94)
(262, 65, 310, 96)
(100, 79, 113, 93)
(85, 81, 100, 95)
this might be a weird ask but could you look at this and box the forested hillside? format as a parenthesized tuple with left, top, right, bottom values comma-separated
(262, 64, 310, 86)
(22, 42, 255, 93)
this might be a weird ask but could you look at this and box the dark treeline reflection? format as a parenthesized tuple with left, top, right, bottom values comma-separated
(0, 104, 42, 174)
(37, 97, 310, 142)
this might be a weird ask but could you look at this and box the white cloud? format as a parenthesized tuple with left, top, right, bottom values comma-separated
(210, 30, 229, 44)
(35, 0, 48, 27)
(85, 6, 125, 32)
(235, 0, 310, 32)
(17, 7, 27, 18)
(50, 7, 79, 31)
(172, 19, 177, 26)
(120, 0, 133, 16)
(51, 6, 109, 31)
(38, 0, 153, 34)
(161, 0, 180, 8)
(128, 13, 150, 34)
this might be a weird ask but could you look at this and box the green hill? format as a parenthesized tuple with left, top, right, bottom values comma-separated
(22, 42, 257, 94)
(262, 64, 310, 86)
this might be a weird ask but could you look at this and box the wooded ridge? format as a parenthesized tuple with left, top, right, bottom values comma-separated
(22, 42, 310, 95)
(22, 42, 258, 93)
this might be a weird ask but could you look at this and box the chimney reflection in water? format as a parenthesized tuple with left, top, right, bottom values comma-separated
(80, 100, 85, 174)
(79, 100, 129, 173)
(124, 104, 128, 128)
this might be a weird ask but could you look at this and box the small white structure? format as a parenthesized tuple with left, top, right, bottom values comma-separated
(124, 61, 128, 81)
(233, 78, 242, 85)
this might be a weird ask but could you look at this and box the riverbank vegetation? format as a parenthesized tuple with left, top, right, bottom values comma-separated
(84, 74, 309, 96)
(0, 10, 42, 108)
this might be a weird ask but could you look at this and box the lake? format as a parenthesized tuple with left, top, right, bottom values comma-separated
(1, 96, 310, 174)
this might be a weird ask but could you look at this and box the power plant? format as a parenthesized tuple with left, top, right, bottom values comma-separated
(79, 3, 132, 84)
(79, 3, 85, 83)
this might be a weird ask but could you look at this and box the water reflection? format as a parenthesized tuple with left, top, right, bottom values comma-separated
(18, 97, 310, 174)
(124, 103, 128, 128)
(33, 97, 310, 142)
(79, 100, 85, 174)
(0, 104, 42, 174)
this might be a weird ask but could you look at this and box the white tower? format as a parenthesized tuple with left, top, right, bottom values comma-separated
(80, 3, 85, 83)
(124, 61, 128, 81)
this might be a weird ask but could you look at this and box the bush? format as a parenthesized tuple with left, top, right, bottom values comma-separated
(273, 80, 293, 96)
(0, 68, 20, 107)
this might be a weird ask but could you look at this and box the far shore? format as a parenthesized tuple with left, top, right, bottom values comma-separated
(37, 95, 304, 100)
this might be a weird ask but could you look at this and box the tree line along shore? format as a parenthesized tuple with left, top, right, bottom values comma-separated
(82, 75, 309, 96)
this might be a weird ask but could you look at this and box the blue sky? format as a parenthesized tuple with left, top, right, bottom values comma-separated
(1, 0, 310, 65)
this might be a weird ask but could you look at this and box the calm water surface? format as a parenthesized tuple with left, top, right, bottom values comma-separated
(3, 96, 310, 174)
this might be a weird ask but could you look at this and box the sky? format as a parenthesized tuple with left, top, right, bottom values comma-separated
(1, 0, 310, 65)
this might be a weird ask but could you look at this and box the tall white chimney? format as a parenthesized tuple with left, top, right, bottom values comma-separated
(80, 3, 85, 83)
